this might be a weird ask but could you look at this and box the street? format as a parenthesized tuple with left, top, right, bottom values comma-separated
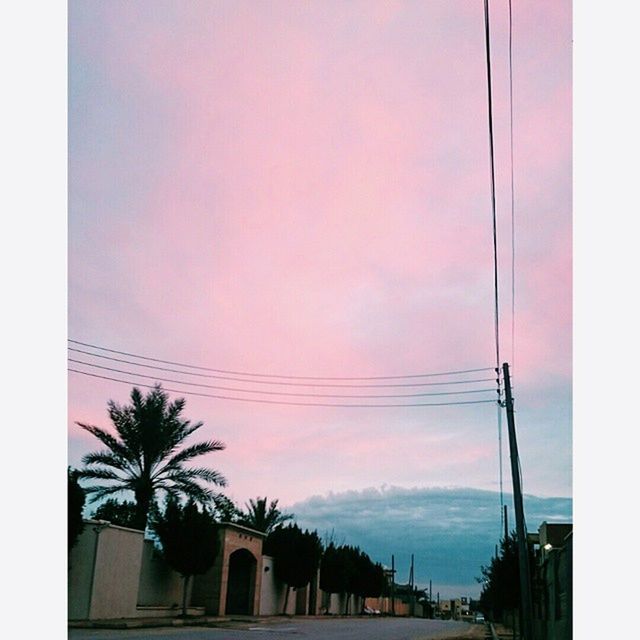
(69, 618, 481, 640)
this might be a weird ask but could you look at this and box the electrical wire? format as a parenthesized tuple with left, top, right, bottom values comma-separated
(508, 0, 516, 372)
(68, 339, 493, 380)
(484, 0, 508, 546)
(68, 348, 498, 389)
(69, 358, 498, 399)
(68, 368, 500, 408)
(483, 0, 501, 375)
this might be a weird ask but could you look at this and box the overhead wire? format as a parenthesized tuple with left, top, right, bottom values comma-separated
(69, 369, 499, 409)
(483, 0, 501, 375)
(69, 358, 499, 399)
(484, 0, 506, 538)
(68, 339, 493, 381)
(508, 0, 516, 372)
(68, 347, 499, 389)
(503, 0, 517, 539)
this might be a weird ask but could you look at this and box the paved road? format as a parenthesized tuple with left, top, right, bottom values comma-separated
(69, 618, 477, 640)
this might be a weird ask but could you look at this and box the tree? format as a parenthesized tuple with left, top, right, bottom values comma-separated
(319, 543, 349, 597)
(211, 493, 241, 523)
(152, 498, 219, 616)
(237, 497, 293, 534)
(319, 543, 388, 614)
(477, 532, 532, 622)
(76, 384, 227, 530)
(359, 559, 387, 602)
(68, 468, 85, 551)
(264, 524, 323, 614)
(91, 499, 139, 528)
(319, 544, 355, 613)
(343, 546, 366, 614)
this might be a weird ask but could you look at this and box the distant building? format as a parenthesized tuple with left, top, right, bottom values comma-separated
(432, 595, 472, 621)
(437, 598, 459, 620)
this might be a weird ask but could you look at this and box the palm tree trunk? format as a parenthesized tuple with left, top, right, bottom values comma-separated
(182, 575, 190, 617)
(134, 488, 152, 531)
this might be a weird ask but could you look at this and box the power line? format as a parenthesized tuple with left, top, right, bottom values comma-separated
(483, 0, 501, 375)
(508, 0, 516, 372)
(68, 339, 493, 381)
(68, 347, 499, 389)
(502, 0, 517, 541)
(69, 368, 500, 409)
(484, 0, 506, 544)
(69, 358, 499, 399)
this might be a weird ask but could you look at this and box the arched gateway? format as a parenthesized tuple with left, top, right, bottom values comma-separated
(191, 523, 265, 616)
(225, 548, 257, 614)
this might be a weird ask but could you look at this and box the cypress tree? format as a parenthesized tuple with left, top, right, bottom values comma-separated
(153, 498, 220, 616)
(264, 524, 323, 614)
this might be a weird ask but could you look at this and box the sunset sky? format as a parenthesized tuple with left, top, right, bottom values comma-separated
(68, 0, 571, 596)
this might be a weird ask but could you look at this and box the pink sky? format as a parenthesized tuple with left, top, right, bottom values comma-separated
(68, 0, 571, 508)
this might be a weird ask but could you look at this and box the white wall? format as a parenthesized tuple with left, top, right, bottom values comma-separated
(70, 525, 374, 621)
(259, 555, 296, 615)
(68, 523, 99, 620)
(328, 592, 349, 615)
(89, 524, 144, 619)
(69, 521, 146, 620)
(318, 590, 371, 616)
(259, 556, 278, 615)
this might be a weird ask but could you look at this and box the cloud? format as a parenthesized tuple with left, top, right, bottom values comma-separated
(288, 485, 572, 598)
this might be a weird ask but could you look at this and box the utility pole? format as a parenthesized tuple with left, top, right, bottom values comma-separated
(409, 554, 415, 616)
(504, 504, 509, 541)
(502, 362, 535, 640)
(391, 555, 396, 616)
(429, 580, 433, 619)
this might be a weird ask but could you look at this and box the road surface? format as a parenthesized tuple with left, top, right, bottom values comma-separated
(69, 618, 480, 640)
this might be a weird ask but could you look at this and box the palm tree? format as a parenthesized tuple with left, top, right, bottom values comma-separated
(76, 384, 227, 530)
(237, 497, 293, 534)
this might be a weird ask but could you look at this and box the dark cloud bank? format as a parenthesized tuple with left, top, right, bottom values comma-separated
(288, 486, 572, 598)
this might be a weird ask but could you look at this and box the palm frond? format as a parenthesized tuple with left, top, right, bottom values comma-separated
(76, 423, 137, 465)
(165, 477, 217, 504)
(156, 418, 204, 461)
(180, 419, 203, 439)
(158, 440, 226, 475)
(108, 401, 142, 457)
(238, 496, 293, 533)
(76, 467, 124, 481)
(82, 451, 131, 472)
(83, 484, 130, 503)
(164, 467, 227, 486)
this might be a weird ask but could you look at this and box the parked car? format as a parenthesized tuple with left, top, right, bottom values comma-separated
(474, 613, 485, 624)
